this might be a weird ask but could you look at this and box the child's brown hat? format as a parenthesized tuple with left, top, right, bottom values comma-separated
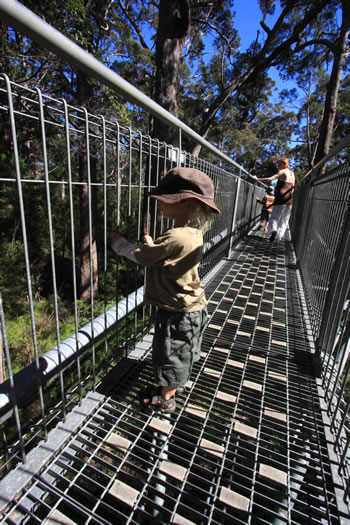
(149, 167, 221, 214)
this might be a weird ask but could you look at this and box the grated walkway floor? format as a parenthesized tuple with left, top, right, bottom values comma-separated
(0, 230, 344, 524)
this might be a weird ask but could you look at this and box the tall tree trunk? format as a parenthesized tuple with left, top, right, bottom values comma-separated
(77, 72, 99, 302)
(314, 0, 350, 166)
(152, 0, 190, 147)
(145, 0, 191, 237)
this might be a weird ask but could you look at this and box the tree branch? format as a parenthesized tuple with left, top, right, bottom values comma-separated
(192, 16, 235, 47)
(260, 20, 271, 36)
(116, 0, 150, 50)
(295, 38, 336, 53)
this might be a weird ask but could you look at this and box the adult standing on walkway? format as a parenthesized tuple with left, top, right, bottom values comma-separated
(257, 157, 295, 242)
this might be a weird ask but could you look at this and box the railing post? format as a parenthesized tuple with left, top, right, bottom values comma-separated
(177, 129, 182, 167)
(228, 173, 241, 258)
(2, 74, 48, 439)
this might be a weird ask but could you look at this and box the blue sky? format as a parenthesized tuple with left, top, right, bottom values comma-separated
(233, 0, 297, 100)
(234, 0, 263, 50)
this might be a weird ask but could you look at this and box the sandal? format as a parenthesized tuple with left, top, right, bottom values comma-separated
(138, 386, 176, 414)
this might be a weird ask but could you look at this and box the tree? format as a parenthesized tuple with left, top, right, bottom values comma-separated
(152, 0, 191, 146)
(313, 0, 350, 165)
(279, 0, 349, 170)
(190, 0, 333, 155)
(2, 0, 348, 284)
(1, 0, 134, 302)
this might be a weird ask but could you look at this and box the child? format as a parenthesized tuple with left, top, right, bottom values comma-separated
(257, 186, 274, 232)
(111, 167, 220, 414)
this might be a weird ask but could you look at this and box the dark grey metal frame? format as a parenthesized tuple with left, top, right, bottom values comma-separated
(290, 159, 350, 508)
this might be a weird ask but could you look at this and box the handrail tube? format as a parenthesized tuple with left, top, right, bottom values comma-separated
(0, 287, 144, 422)
(0, 0, 254, 179)
(0, 221, 231, 422)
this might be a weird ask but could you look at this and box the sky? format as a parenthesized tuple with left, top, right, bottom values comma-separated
(233, 0, 298, 100)
(232, 0, 303, 148)
(234, 0, 264, 50)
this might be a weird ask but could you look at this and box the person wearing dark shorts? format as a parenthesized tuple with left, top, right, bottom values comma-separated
(111, 167, 220, 414)
(152, 308, 208, 388)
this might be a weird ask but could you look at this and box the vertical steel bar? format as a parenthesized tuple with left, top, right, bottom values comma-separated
(333, 397, 350, 454)
(142, 134, 153, 330)
(124, 128, 132, 357)
(228, 175, 240, 258)
(114, 122, 121, 362)
(144, 135, 152, 237)
(62, 99, 82, 404)
(338, 432, 350, 475)
(334, 302, 350, 376)
(327, 326, 350, 434)
(115, 122, 121, 228)
(128, 127, 132, 216)
(83, 108, 96, 388)
(177, 129, 182, 167)
(317, 203, 350, 359)
(152, 139, 161, 238)
(0, 293, 26, 462)
(37, 88, 66, 420)
(137, 132, 143, 241)
(2, 74, 48, 439)
(101, 115, 109, 366)
(134, 132, 143, 341)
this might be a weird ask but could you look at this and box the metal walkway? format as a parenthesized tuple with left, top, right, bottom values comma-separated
(0, 229, 344, 524)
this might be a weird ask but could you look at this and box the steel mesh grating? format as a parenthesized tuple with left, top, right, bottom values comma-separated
(0, 230, 344, 524)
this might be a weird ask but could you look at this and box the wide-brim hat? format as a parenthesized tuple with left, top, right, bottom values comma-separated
(149, 167, 221, 214)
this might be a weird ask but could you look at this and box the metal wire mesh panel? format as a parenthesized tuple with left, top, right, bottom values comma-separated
(0, 77, 262, 481)
(290, 162, 350, 506)
(291, 163, 349, 346)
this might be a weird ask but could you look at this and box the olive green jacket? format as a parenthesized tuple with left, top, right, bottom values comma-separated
(112, 227, 207, 312)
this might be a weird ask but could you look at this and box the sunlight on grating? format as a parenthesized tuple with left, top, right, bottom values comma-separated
(0, 230, 343, 525)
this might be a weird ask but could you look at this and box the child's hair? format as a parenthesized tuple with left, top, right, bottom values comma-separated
(182, 198, 213, 233)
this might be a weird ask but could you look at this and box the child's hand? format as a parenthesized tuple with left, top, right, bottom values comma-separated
(143, 235, 153, 245)
(111, 232, 122, 244)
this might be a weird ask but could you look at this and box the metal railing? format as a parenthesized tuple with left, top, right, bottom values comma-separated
(290, 151, 350, 505)
(0, 74, 262, 479)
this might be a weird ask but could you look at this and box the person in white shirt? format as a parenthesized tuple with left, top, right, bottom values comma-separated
(257, 157, 295, 242)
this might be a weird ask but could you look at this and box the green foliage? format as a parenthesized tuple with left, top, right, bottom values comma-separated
(0, 240, 27, 317)
(2, 0, 347, 174)
(3, 293, 130, 378)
